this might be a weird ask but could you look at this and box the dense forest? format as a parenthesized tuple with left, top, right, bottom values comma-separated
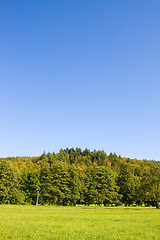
(0, 148, 160, 208)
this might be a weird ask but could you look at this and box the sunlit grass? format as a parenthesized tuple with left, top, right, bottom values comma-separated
(0, 205, 160, 239)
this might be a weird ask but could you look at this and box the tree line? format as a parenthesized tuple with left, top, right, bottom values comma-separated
(0, 148, 160, 208)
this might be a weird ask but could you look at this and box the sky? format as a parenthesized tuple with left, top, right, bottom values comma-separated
(0, 0, 160, 160)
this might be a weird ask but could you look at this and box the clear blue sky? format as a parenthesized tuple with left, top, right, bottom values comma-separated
(0, 0, 160, 160)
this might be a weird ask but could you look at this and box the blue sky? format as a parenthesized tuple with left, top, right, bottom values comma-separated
(0, 0, 160, 160)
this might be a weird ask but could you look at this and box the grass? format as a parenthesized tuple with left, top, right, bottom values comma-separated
(0, 205, 160, 239)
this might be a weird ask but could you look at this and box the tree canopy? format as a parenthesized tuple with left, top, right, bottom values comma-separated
(0, 148, 160, 208)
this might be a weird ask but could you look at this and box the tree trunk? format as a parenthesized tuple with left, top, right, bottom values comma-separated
(155, 202, 160, 209)
(36, 191, 39, 206)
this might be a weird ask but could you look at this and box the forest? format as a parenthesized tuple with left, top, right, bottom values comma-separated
(0, 148, 160, 208)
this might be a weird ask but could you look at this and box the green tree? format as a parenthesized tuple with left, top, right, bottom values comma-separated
(137, 164, 160, 208)
(51, 162, 71, 206)
(94, 166, 121, 206)
(117, 163, 135, 206)
(81, 166, 98, 205)
(21, 162, 40, 204)
(0, 160, 24, 204)
(39, 162, 55, 205)
(68, 165, 80, 205)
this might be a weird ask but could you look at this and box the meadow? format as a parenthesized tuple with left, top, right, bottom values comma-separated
(0, 205, 160, 240)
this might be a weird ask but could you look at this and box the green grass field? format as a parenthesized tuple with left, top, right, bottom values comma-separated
(0, 205, 160, 240)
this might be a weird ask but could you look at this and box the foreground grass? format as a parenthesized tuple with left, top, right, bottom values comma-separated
(0, 205, 160, 240)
